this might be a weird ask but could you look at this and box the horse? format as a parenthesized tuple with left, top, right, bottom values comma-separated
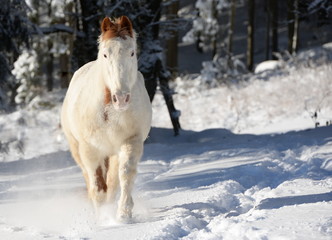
(61, 16, 152, 222)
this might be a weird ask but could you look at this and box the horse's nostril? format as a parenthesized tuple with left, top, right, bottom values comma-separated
(125, 94, 130, 103)
(113, 95, 117, 103)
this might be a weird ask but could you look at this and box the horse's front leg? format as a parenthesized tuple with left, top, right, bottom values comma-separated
(79, 143, 107, 211)
(106, 155, 119, 203)
(117, 137, 143, 221)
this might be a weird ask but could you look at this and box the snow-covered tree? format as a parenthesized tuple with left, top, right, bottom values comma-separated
(183, 0, 231, 55)
(27, 0, 76, 90)
(183, 0, 247, 85)
(0, 0, 33, 108)
(12, 49, 41, 105)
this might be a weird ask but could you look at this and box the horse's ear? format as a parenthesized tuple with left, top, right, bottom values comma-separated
(119, 16, 133, 37)
(101, 17, 113, 33)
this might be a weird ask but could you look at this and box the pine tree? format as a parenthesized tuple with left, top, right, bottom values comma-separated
(0, 0, 33, 108)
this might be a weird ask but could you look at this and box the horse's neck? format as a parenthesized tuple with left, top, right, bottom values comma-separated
(96, 63, 107, 90)
(82, 61, 106, 109)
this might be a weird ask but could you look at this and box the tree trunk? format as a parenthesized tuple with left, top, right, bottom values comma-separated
(73, 0, 99, 68)
(228, 0, 236, 56)
(166, 0, 179, 75)
(163, 0, 181, 135)
(212, 0, 218, 58)
(265, 0, 271, 60)
(140, 0, 162, 102)
(287, 0, 299, 54)
(58, 1, 75, 88)
(158, 59, 181, 136)
(46, 53, 53, 91)
(59, 53, 70, 88)
(270, 0, 278, 59)
(138, 0, 181, 135)
(247, 0, 255, 71)
(46, 38, 53, 91)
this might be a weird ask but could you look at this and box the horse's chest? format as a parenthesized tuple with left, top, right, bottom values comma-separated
(96, 108, 137, 139)
(103, 105, 136, 128)
(104, 114, 136, 136)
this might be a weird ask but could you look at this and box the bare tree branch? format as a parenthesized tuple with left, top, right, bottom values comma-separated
(32, 24, 85, 37)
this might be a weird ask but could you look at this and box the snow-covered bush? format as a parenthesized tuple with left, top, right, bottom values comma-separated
(200, 54, 247, 86)
(12, 49, 42, 105)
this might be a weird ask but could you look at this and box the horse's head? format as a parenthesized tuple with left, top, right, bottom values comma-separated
(98, 16, 137, 111)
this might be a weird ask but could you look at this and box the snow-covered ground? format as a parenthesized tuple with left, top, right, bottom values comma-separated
(0, 45, 331, 239)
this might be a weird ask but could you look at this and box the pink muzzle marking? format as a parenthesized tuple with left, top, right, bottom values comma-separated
(113, 93, 131, 110)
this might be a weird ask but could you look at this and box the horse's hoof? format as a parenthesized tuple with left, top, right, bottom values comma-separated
(117, 212, 133, 224)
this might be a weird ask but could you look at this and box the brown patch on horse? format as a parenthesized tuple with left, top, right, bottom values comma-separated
(101, 16, 133, 41)
(95, 166, 107, 193)
(104, 87, 111, 121)
(104, 157, 109, 173)
(104, 87, 111, 105)
(104, 112, 108, 121)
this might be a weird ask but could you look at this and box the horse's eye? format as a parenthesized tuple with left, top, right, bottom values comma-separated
(104, 54, 107, 58)
(131, 51, 134, 57)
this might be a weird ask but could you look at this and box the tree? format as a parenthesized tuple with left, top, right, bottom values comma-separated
(183, 0, 229, 57)
(72, 0, 100, 70)
(265, 0, 271, 60)
(135, 0, 181, 135)
(19, 0, 76, 96)
(287, 0, 299, 54)
(12, 49, 41, 105)
(227, 0, 236, 57)
(0, 0, 33, 108)
(165, 0, 179, 75)
(264, 0, 279, 60)
(247, 0, 255, 71)
(270, 0, 278, 60)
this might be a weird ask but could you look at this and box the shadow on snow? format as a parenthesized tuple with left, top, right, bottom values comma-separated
(142, 126, 332, 204)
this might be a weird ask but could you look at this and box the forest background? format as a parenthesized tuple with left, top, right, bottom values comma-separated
(0, 0, 331, 134)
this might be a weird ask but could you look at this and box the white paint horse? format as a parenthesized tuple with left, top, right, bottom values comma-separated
(61, 16, 152, 221)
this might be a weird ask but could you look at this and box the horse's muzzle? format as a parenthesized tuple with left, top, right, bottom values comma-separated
(112, 92, 130, 111)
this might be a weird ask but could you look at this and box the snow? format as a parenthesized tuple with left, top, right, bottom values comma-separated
(254, 60, 281, 74)
(0, 45, 332, 239)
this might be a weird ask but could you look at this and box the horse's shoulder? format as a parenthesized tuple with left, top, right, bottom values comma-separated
(137, 71, 144, 82)
(136, 71, 147, 89)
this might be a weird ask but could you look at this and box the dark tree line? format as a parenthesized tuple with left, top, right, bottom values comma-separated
(247, 0, 331, 70)
(187, 0, 331, 78)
